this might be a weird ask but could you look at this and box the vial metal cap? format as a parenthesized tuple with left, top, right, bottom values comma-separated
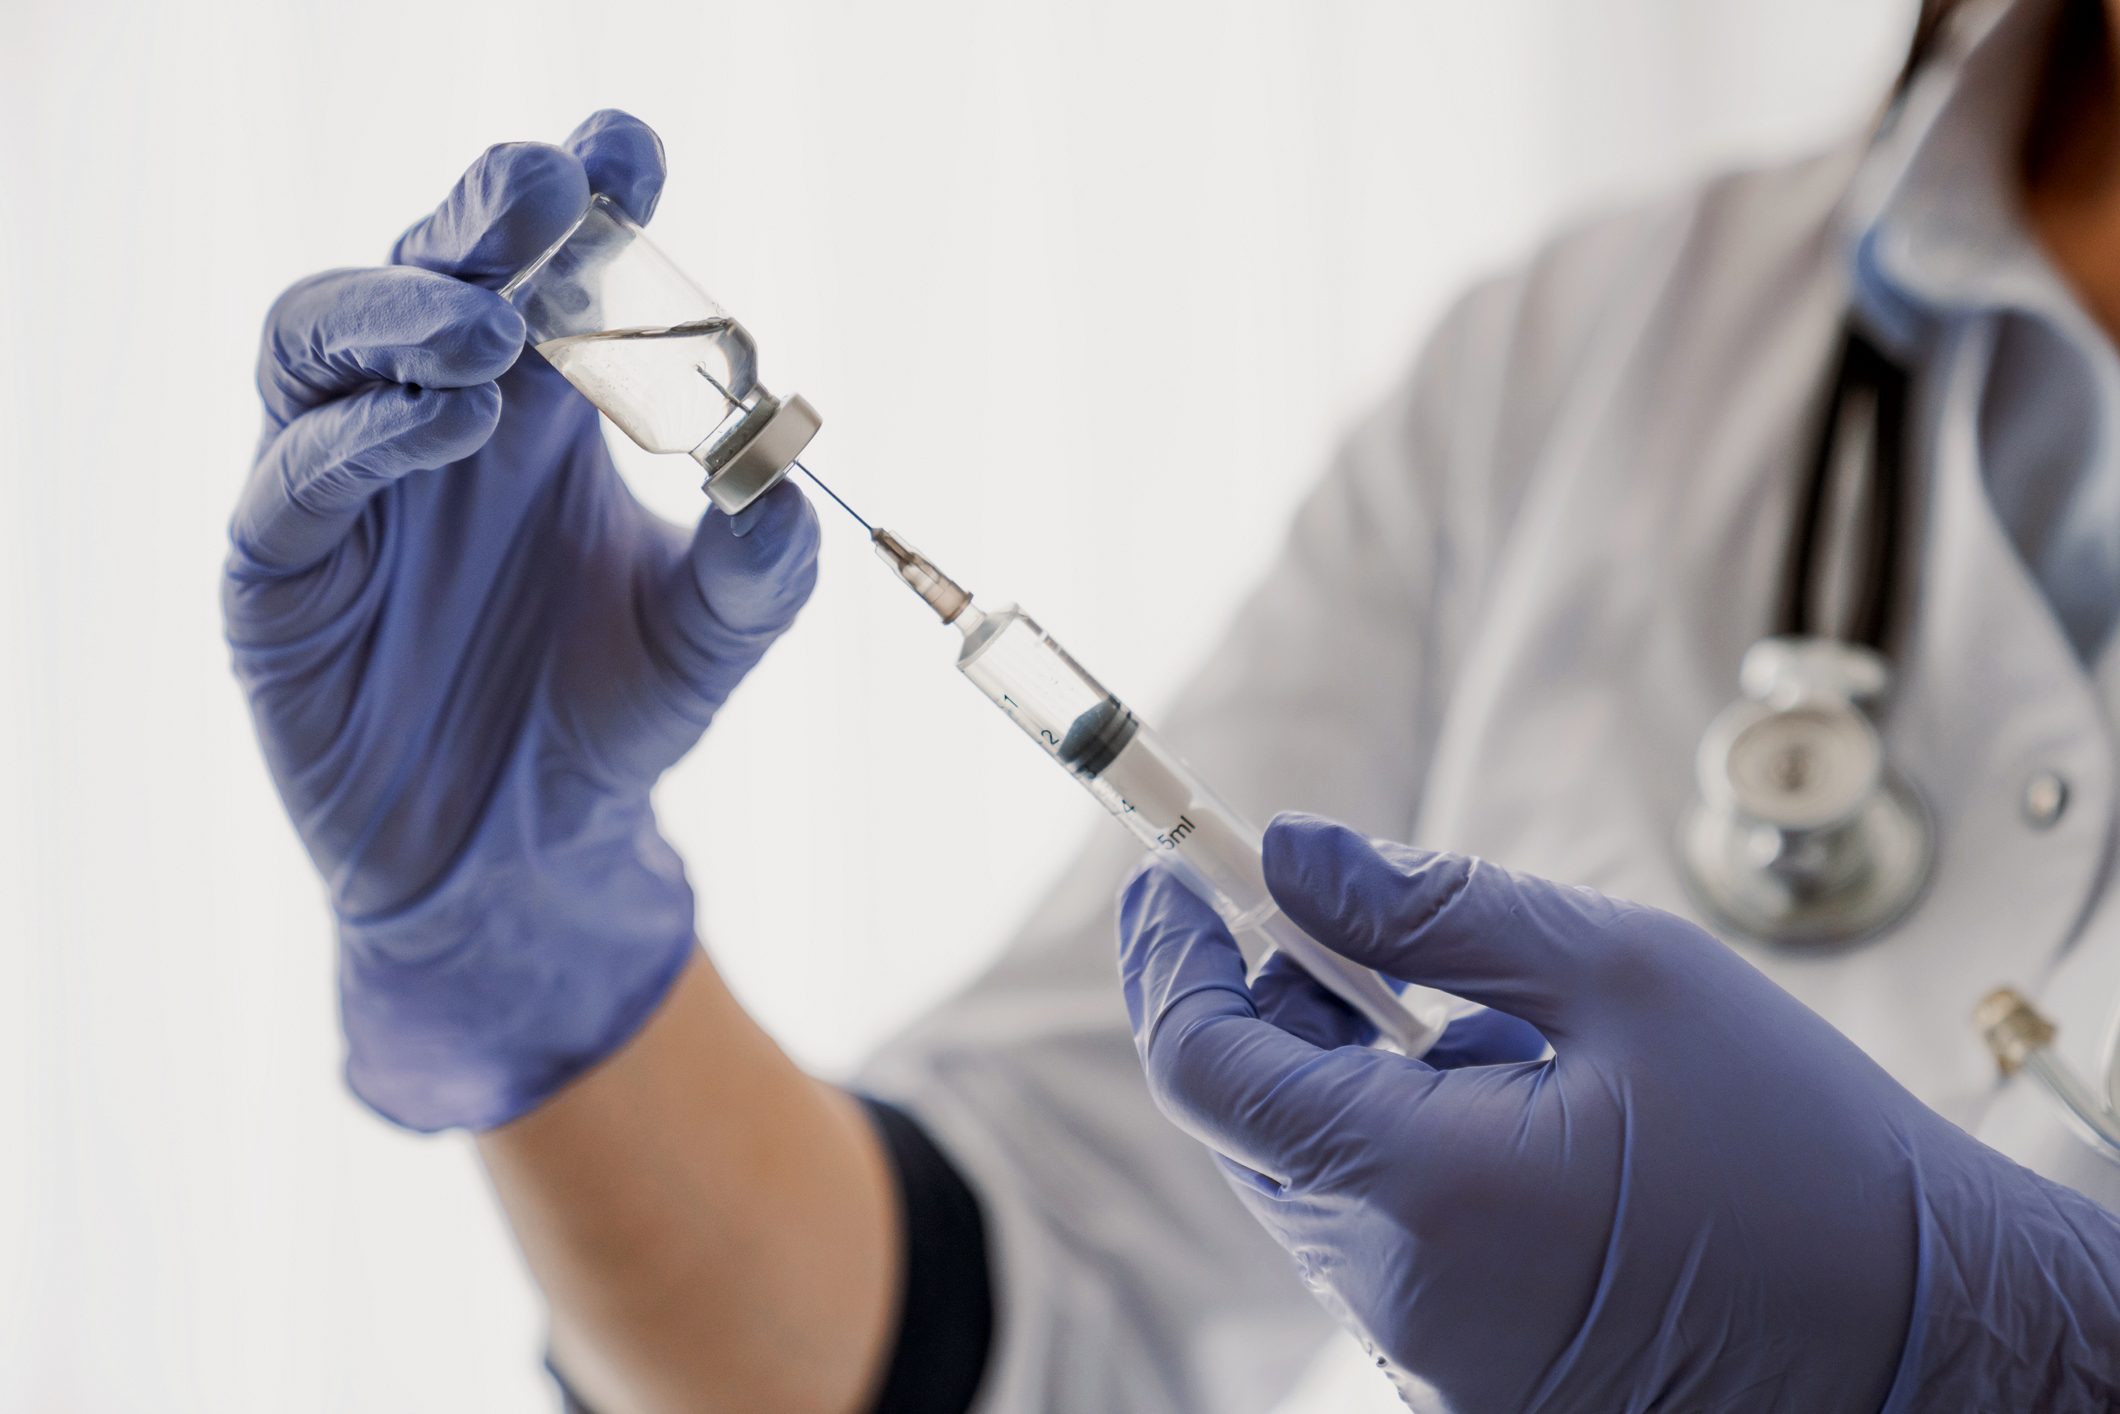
(698, 392, 823, 515)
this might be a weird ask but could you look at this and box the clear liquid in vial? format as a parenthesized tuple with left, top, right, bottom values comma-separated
(537, 319, 762, 461)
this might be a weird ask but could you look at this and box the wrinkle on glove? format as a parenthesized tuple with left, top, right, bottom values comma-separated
(226, 111, 821, 1131)
(1117, 812, 2120, 1412)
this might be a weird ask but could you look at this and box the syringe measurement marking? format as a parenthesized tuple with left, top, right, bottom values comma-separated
(1000, 696, 1066, 748)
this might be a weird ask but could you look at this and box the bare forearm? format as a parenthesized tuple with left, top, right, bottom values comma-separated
(477, 954, 901, 1414)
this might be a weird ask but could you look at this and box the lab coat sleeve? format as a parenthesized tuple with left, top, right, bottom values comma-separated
(852, 237, 1620, 1412)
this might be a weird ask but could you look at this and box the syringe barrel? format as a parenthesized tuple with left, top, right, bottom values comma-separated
(956, 604, 1450, 1055)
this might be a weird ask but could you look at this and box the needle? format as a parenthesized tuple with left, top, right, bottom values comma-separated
(687, 358, 869, 533)
(793, 458, 872, 533)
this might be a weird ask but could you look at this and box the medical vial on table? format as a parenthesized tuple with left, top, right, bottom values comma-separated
(874, 531, 1451, 1056)
(502, 195, 821, 514)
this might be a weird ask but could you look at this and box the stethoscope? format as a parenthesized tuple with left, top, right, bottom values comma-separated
(1677, 321, 2120, 1162)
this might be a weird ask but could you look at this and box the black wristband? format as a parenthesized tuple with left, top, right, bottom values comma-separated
(860, 1095, 996, 1414)
(547, 1095, 994, 1414)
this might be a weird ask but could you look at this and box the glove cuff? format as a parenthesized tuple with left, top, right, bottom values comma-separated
(335, 811, 697, 1132)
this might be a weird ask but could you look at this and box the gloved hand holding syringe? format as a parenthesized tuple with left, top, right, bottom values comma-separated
(858, 520, 1450, 1054)
(506, 194, 1452, 1056)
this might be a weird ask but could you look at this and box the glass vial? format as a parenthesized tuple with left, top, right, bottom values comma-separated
(501, 194, 821, 514)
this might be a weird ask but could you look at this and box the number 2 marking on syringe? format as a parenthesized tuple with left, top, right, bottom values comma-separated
(999, 693, 1057, 741)
(999, 694, 1063, 747)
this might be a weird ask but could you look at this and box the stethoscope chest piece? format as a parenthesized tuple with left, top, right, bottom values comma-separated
(1680, 637, 1933, 947)
(1674, 320, 2117, 1155)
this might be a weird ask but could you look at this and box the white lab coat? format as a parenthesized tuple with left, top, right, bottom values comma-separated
(858, 83, 2120, 1414)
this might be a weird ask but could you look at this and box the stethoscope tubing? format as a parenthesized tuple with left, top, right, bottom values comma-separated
(1718, 322, 2120, 1160)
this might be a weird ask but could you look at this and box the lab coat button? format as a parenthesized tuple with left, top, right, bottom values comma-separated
(2021, 771, 2069, 829)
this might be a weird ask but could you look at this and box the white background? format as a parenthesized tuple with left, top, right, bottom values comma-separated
(2, 2, 1911, 1409)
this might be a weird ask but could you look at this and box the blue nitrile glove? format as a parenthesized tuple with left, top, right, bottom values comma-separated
(225, 111, 820, 1132)
(1118, 813, 2120, 1412)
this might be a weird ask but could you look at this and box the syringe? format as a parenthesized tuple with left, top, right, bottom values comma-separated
(864, 521, 1450, 1056)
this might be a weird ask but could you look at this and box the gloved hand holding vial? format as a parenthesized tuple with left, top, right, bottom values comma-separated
(507, 188, 1452, 1055)
(224, 116, 825, 1131)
